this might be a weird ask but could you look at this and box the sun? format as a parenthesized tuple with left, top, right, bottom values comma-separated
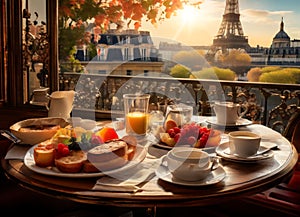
(179, 5, 201, 24)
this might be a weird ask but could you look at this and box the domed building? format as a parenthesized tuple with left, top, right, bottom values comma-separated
(271, 17, 290, 49)
(249, 18, 300, 65)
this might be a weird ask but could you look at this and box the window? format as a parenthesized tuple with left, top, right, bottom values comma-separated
(0, 0, 58, 106)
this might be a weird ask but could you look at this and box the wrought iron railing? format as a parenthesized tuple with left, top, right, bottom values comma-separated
(60, 72, 300, 134)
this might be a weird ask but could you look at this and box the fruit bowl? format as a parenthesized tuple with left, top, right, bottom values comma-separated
(154, 121, 221, 149)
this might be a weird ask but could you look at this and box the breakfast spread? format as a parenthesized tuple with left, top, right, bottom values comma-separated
(33, 127, 137, 173)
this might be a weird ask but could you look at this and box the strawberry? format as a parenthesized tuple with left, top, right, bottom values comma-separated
(56, 143, 70, 157)
(61, 146, 70, 156)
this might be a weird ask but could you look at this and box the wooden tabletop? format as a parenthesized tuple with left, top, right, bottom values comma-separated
(1, 125, 298, 208)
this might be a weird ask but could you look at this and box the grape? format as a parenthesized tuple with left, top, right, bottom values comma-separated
(167, 128, 176, 138)
(173, 127, 181, 134)
(174, 133, 181, 142)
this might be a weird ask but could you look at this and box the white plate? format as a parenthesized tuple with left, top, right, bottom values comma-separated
(24, 144, 147, 178)
(206, 117, 253, 128)
(153, 142, 216, 155)
(154, 142, 176, 150)
(215, 142, 275, 163)
(155, 159, 226, 186)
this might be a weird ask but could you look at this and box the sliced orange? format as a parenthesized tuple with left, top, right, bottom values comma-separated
(164, 119, 177, 132)
(95, 127, 119, 143)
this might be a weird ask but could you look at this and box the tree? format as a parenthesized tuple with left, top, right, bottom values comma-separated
(261, 66, 281, 73)
(191, 67, 236, 81)
(218, 49, 251, 67)
(247, 66, 300, 83)
(289, 68, 300, 84)
(172, 50, 209, 71)
(170, 64, 191, 78)
(259, 69, 296, 84)
(247, 67, 262, 82)
(59, 0, 202, 61)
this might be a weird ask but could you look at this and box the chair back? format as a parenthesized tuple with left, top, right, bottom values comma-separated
(283, 107, 300, 153)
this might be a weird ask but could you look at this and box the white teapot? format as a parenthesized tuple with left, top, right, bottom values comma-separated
(47, 90, 75, 120)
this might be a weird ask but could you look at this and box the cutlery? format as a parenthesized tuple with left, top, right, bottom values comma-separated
(224, 144, 278, 157)
(0, 130, 21, 144)
(254, 144, 279, 156)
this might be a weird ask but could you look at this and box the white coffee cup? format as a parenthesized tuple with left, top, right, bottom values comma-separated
(213, 101, 247, 125)
(228, 131, 261, 157)
(165, 147, 219, 181)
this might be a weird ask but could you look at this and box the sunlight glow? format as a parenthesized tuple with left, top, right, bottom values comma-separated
(179, 5, 201, 23)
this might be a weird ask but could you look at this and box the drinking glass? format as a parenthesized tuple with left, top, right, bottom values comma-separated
(123, 94, 150, 136)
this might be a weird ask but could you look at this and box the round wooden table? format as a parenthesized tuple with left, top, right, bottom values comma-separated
(1, 125, 298, 208)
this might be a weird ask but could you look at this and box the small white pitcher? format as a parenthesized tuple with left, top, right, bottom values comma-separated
(47, 90, 75, 120)
(213, 101, 247, 125)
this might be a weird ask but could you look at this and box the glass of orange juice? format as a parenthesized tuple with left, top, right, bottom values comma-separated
(123, 94, 150, 136)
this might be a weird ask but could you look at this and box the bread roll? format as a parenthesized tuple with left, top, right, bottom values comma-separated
(55, 150, 87, 173)
(34, 145, 55, 167)
(82, 160, 100, 173)
(121, 135, 137, 160)
(85, 140, 129, 172)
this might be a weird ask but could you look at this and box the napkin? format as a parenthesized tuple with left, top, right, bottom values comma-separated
(241, 124, 282, 141)
(93, 156, 161, 193)
(4, 145, 30, 160)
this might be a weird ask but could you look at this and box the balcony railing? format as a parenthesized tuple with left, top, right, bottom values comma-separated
(60, 72, 300, 134)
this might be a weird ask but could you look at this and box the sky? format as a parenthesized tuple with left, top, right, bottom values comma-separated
(28, 0, 300, 48)
(140, 0, 300, 48)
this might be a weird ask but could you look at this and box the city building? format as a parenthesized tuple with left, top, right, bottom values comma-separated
(249, 18, 300, 65)
(74, 29, 164, 76)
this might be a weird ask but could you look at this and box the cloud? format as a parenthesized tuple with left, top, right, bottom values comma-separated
(242, 9, 293, 23)
(197, 0, 224, 22)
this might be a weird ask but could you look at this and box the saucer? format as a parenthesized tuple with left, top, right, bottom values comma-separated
(216, 142, 275, 163)
(206, 117, 252, 128)
(155, 159, 226, 186)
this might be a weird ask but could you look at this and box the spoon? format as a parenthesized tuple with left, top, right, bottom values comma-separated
(224, 144, 278, 157)
(254, 144, 279, 156)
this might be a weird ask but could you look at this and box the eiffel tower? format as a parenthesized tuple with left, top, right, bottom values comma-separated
(207, 0, 250, 57)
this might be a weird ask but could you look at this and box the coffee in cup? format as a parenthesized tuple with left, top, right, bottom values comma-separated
(228, 131, 261, 157)
(165, 147, 219, 181)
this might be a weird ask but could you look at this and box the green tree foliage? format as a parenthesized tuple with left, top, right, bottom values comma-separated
(261, 66, 281, 73)
(289, 68, 300, 84)
(170, 64, 191, 78)
(259, 69, 296, 84)
(191, 67, 236, 80)
(247, 66, 300, 84)
(172, 50, 208, 71)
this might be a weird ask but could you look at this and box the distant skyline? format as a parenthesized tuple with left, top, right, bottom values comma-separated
(141, 0, 300, 48)
(28, 0, 300, 48)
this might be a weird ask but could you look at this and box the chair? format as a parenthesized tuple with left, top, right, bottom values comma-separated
(241, 108, 300, 216)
